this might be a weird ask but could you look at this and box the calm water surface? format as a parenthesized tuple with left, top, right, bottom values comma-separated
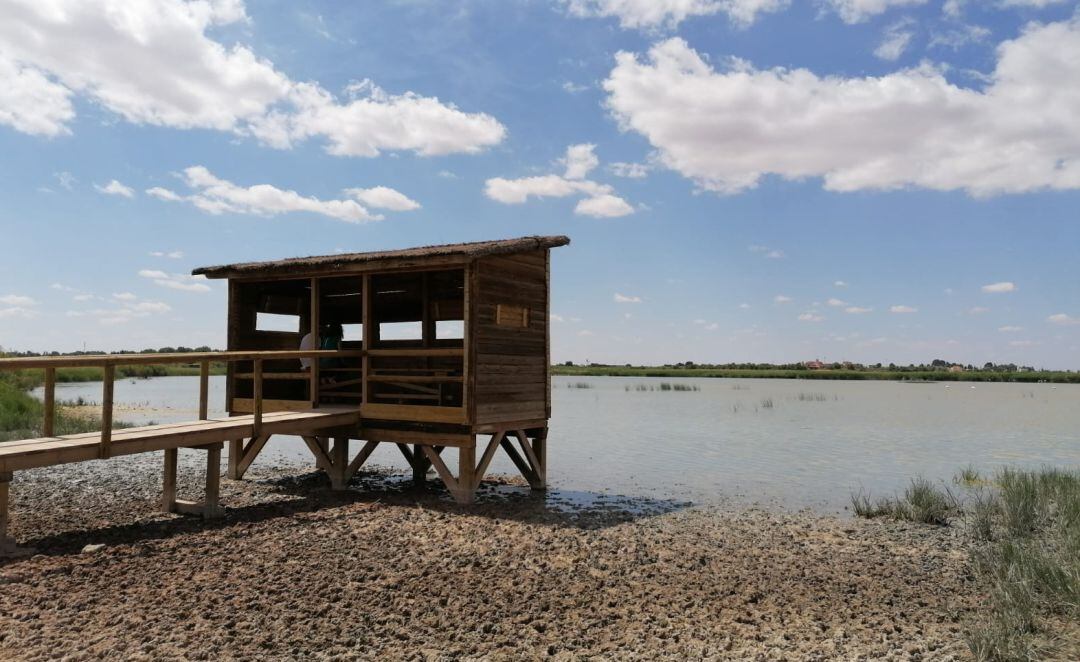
(41, 375, 1080, 513)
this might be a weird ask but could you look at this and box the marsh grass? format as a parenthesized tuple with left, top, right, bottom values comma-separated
(961, 468, 1079, 659)
(851, 477, 960, 525)
(625, 382, 700, 392)
(760, 397, 774, 409)
(794, 392, 835, 402)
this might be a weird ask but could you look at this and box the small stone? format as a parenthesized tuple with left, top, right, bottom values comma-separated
(81, 543, 106, 554)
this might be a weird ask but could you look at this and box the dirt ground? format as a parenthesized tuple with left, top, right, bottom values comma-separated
(1, 452, 979, 660)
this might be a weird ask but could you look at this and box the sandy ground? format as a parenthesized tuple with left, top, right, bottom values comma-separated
(0, 452, 980, 661)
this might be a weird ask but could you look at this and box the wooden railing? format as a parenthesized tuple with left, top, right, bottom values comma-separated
(0, 350, 363, 458)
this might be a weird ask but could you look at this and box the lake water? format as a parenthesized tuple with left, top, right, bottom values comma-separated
(37, 375, 1080, 513)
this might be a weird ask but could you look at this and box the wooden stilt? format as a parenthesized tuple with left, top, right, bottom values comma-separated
(514, 429, 546, 488)
(227, 439, 243, 479)
(329, 437, 349, 490)
(162, 448, 178, 513)
(0, 472, 19, 557)
(412, 443, 432, 485)
(204, 444, 222, 518)
(458, 444, 476, 503)
(301, 435, 333, 472)
(500, 433, 544, 490)
(168, 444, 224, 519)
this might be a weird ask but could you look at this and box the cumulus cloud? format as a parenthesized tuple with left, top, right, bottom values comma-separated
(614, 293, 642, 303)
(798, 312, 825, 322)
(998, 325, 1024, 332)
(561, 0, 790, 29)
(562, 143, 600, 180)
(749, 244, 785, 259)
(845, 306, 873, 314)
(484, 144, 635, 218)
(343, 186, 421, 211)
(95, 179, 135, 198)
(0, 294, 36, 306)
(774, 295, 792, 304)
(149, 250, 185, 259)
(148, 166, 415, 223)
(603, 20, 1080, 196)
(834, 280, 848, 287)
(875, 19, 915, 61)
(982, 281, 1017, 293)
(1048, 313, 1080, 326)
(609, 162, 651, 178)
(827, 298, 848, 307)
(0, 1, 504, 156)
(825, 0, 929, 24)
(889, 305, 918, 313)
(138, 269, 211, 293)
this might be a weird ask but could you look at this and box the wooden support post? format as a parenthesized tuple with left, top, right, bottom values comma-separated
(100, 364, 115, 459)
(162, 448, 178, 513)
(301, 435, 333, 472)
(361, 274, 371, 406)
(329, 437, 349, 490)
(252, 358, 263, 439)
(533, 428, 548, 488)
(204, 444, 222, 518)
(43, 367, 55, 437)
(310, 277, 320, 408)
(198, 360, 210, 421)
(500, 434, 543, 490)
(458, 444, 476, 502)
(227, 439, 243, 480)
(0, 472, 14, 554)
(412, 443, 432, 485)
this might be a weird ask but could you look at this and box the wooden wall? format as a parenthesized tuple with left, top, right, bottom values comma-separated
(471, 249, 550, 425)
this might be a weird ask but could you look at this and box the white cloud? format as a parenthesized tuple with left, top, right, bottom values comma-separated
(845, 306, 873, 314)
(577, 329, 595, 337)
(562, 81, 589, 94)
(149, 250, 185, 259)
(1048, 313, 1080, 326)
(834, 280, 848, 288)
(798, 312, 825, 322)
(0, 307, 37, 319)
(749, 244, 785, 259)
(826, 0, 929, 24)
(998, 325, 1024, 332)
(152, 166, 388, 223)
(968, 306, 990, 315)
(561, 0, 790, 29)
(774, 295, 792, 304)
(112, 292, 138, 301)
(575, 194, 635, 217)
(603, 20, 1080, 196)
(826, 298, 848, 307)
(485, 144, 634, 218)
(0, 1, 504, 156)
(551, 313, 565, 322)
(889, 305, 918, 313)
(146, 187, 183, 202)
(614, 293, 642, 303)
(72, 294, 97, 302)
(95, 179, 135, 198)
(138, 269, 211, 293)
(0, 55, 74, 136)
(609, 162, 651, 178)
(344, 186, 421, 211)
(0, 294, 36, 306)
(739, 303, 751, 309)
(982, 281, 1017, 293)
(929, 23, 991, 50)
(50, 282, 76, 292)
(875, 19, 915, 61)
(563, 143, 600, 180)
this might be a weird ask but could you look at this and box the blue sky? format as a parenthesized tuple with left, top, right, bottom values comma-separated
(1, 0, 1078, 368)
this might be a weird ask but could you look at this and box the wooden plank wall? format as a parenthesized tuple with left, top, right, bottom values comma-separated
(473, 250, 549, 425)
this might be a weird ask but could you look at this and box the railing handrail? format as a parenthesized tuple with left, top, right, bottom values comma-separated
(0, 349, 366, 371)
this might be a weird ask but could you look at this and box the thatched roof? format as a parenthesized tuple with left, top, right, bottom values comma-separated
(193, 235, 570, 279)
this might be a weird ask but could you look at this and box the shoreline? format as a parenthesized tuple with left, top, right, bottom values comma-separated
(1, 453, 979, 659)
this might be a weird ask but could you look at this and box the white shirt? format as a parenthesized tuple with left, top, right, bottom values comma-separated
(299, 332, 315, 369)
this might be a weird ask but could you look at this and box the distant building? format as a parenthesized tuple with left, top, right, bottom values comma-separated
(948, 365, 965, 373)
(805, 360, 825, 370)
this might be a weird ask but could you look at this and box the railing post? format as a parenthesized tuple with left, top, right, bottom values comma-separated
(252, 358, 263, 438)
(100, 364, 115, 459)
(43, 367, 56, 437)
(198, 360, 210, 421)
(310, 277, 320, 409)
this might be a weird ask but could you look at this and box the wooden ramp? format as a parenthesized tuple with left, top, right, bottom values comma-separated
(0, 406, 360, 556)
(0, 407, 360, 473)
